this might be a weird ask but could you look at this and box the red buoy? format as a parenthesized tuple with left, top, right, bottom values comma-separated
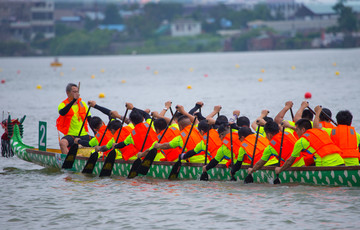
(304, 92, 312, 99)
(1, 79, 5, 84)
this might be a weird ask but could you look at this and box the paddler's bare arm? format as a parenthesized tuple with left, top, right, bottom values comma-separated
(248, 159, 266, 174)
(313, 105, 322, 129)
(110, 110, 130, 124)
(154, 142, 171, 150)
(275, 156, 296, 174)
(251, 110, 269, 131)
(176, 105, 197, 124)
(274, 101, 293, 124)
(206, 105, 221, 119)
(294, 101, 308, 122)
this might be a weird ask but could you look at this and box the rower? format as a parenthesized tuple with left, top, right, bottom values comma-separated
(247, 121, 302, 176)
(202, 123, 241, 176)
(137, 118, 181, 161)
(97, 103, 157, 161)
(57, 83, 91, 155)
(314, 106, 360, 166)
(74, 100, 124, 151)
(180, 119, 223, 163)
(230, 126, 269, 177)
(153, 106, 204, 163)
(275, 118, 345, 175)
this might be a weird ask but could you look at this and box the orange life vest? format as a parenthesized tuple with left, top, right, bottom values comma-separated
(131, 122, 158, 152)
(179, 125, 203, 152)
(302, 128, 342, 157)
(319, 121, 335, 129)
(222, 131, 241, 160)
(56, 98, 89, 135)
(241, 134, 269, 165)
(158, 126, 181, 162)
(203, 129, 223, 160)
(269, 131, 297, 166)
(330, 125, 359, 159)
(95, 125, 114, 157)
(113, 125, 137, 160)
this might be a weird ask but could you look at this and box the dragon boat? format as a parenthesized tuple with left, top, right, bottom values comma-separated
(9, 124, 360, 187)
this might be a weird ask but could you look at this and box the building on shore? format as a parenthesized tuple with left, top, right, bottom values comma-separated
(0, 0, 55, 42)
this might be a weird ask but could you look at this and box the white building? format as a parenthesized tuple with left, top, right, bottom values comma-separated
(171, 19, 201, 37)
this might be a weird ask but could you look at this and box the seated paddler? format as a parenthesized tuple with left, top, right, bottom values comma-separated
(247, 120, 302, 176)
(313, 106, 360, 166)
(275, 118, 345, 175)
(151, 105, 204, 163)
(98, 103, 157, 161)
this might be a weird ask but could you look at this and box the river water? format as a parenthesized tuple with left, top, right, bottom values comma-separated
(1, 49, 360, 229)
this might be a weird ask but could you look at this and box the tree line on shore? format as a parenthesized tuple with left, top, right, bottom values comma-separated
(0, 1, 358, 56)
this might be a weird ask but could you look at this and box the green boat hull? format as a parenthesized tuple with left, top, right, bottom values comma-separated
(10, 125, 360, 186)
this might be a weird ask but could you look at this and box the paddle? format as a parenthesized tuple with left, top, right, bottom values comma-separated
(136, 111, 178, 176)
(62, 106, 91, 169)
(244, 124, 261, 184)
(273, 126, 285, 184)
(199, 127, 210, 181)
(307, 106, 338, 126)
(229, 125, 236, 181)
(82, 119, 111, 174)
(168, 117, 197, 180)
(290, 108, 294, 121)
(170, 107, 174, 116)
(99, 108, 128, 177)
(127, 116, 155, 179)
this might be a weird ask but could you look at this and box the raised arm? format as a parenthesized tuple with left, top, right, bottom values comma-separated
(206, 105, 222, 119)
(251, 110, 269, 131)
(294, 101, 309, 122)
(313, 105, 322, 129)
(176, 105, 197, 124)
(274, 101, 293, 124)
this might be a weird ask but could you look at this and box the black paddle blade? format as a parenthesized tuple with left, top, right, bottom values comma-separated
(82, 151, 99, 174)
(273, 175, 281, 184)
(230, 175, 237, 181)
(62, 144, 78, 169)
(127, 158, 141, 179)
(136, 149, 157, 175)
(168, 161, 181, 180)
(200, 172, 209, 181)
(244, 174, 254, 184)
(99, 150, 116, 177)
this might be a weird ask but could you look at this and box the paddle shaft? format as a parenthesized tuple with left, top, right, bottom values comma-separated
(181, 117, 197, 154)
(250, 125, 261, 167)
(204, 128, 210, 165)
(77, 106, 91, 138)
(140, 117, 155, 152)
(230, 126, 234, 167)
(290, 108, 294, 121)
(158, 111, 178, 144)
(307, 106, 338, 126)
(169, 107, 174, 116)
(114, 109, 129, 143)
(277, 126, 285, 167)
(96, 120, 111, 150)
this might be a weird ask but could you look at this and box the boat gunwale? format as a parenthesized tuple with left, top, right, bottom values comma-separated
(25, 148, 360, 172)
